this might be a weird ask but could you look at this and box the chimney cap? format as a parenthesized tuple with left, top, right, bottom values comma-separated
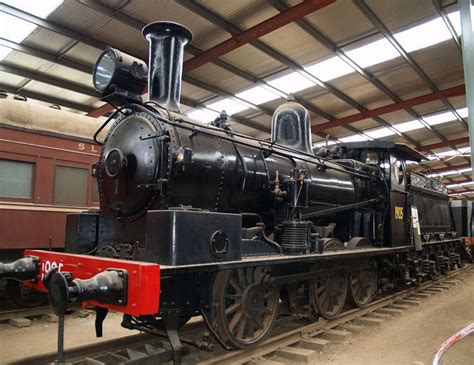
(142, 21, 193, 43)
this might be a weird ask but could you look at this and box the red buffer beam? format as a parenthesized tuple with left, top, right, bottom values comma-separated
(87, 0, 334, 118)
(312, 84, 466, 133)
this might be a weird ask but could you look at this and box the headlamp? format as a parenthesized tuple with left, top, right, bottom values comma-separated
(93, 48, 148, 103)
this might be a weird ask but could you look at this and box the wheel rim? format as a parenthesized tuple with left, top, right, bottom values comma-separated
(311, 264, 347, 319)
(347, 260, 378, 308)
(212, 267, 279, 348)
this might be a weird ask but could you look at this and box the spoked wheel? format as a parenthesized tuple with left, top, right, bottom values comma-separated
(211, 266, 280, 349)
(347, 259, 378, 308)
(311, 262, 347, 319)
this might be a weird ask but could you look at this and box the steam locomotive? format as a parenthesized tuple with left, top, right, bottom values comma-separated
(0, 21, 470, 359)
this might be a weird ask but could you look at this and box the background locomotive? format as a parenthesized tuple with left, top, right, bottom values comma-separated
(0, 21, 470, 359)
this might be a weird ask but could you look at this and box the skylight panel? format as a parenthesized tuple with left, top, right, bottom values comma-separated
(0, 0, 63, 61)
(305, 56, 354, 82)
(235, 86, 280, 105)
(423, 111, 456, 126)
(0, 46, 11, 60)
(457, 107, 468, 118)
(0, 12, 37, 44)
(365, 127, 395, 139)
(447, 183, 460, 188)
(206, 98, 249, 115)
(394, 17, 452, 53)
(439, 170, 457, 176)
(436, 149, 457, 158)
(447, 11, 462, 36)
(346, 39, 400, 68)
(4, 0, 63, 17)
(267, 72, 316, 94)
(393, 120, 424, 133)
(187, 109, 219, 123)
(458, 146, 471, 154)
(313, 140, 337, 148)
(339, 134, 369, 143)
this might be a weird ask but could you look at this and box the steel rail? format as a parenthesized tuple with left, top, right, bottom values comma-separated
(203, 264, 473, 364)
(7, 265, 472, 364)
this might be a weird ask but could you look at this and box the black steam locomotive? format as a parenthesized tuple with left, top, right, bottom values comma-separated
(0, 21, 470, 359)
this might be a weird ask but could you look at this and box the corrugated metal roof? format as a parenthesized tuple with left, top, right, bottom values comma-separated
(0, 0, 471, 196)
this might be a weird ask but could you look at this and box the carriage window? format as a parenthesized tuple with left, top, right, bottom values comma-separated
(0, 159, 34, 198)
(54, 166, 88, 205)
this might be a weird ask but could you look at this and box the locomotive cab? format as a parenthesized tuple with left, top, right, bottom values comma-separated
(324, 141, 457, 249)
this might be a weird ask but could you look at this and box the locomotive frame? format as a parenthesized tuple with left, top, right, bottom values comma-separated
(0, 20, 471, 362)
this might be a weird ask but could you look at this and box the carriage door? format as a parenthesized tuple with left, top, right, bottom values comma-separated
(390, 156, 408, 246)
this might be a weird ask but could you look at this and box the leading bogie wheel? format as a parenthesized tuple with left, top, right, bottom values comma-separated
(210, 266, 279, 349)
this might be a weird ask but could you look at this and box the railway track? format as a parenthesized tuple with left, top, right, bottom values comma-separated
(10, 264, 473, 365)
(0, 303, 82, 323)
(0, 305, 53, 322)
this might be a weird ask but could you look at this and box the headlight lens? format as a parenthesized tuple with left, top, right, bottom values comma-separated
(93, 50, 117, 91)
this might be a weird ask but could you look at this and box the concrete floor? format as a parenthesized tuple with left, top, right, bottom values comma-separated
(0, 310, 131, 364)
(0, 273, 472, 364)
(316, 273, 474, 365)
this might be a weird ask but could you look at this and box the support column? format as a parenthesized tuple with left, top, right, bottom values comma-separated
(460, 0, 474, 177)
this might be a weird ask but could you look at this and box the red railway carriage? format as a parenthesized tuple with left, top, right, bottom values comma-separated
(0, 98, 103, 260)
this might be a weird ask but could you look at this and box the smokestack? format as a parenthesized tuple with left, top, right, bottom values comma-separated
(142, 21, 193, 112)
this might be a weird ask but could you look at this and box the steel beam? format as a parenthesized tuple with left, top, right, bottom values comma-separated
(427, 163, 471, 174)
(433, 0, 462, 51)
(446, 177, 472, 189)
(0, 3, 106, 49)
(0, 83, 92, 112)
(176, 0, 420, 145)
(0, 38, 92, 74)
(81, 0, 339, 126)
(182, 0, 335, 72)
(2, 1, 273, 133)
(460, 0, 474, 183)
(181, 96, 270, 134)
(76, 0, 335, 139)
(354, 0, 467, 131)
(0, 63, 97, 97)
(418, 136, 470, 152)
(175, 1, 371, 112)
(270, 0, 420, 146)
(313, 85, 466, 133)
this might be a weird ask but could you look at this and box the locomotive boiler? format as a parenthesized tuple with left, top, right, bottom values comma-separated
(0, 21, 470, 361)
